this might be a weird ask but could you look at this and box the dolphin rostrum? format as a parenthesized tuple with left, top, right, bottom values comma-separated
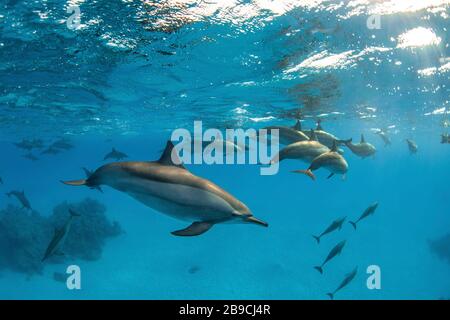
(327, 267, 358, 300)
(314, 240, 346, 274)
(6, 190, 32, 210)
(103, 147, 128, 161)
(349, 202, 379, 230)
(292, 141, 349, 180)
(344, 134, 376, 158)
(42, 209, 81, 261)
(271, 130, 329, 164)
(313, 216, 346, 244)
(406, 139, 418, 154)
(63, 141, 268, 236)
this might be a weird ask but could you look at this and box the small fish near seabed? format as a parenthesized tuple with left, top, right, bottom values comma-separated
(349, 202, 378, 230)
(327, 267, 358, 300)
(406, 139, 418, 154)
(441, 134, 450, 144)
(292, 141, 349, 180)
(42, 209, 81, 261)
(103, 147, 128, 161)
(314, 240, 346, 274)
(5, 190, 32, 210)
(313, 216, 346, 244)
(270, 130, 329, 164)
(63, 141, 268, 236)
(374, 129, 391, 146)
(344, 134, 376, 158)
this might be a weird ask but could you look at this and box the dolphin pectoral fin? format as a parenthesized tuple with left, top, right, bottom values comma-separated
(171, 222, 214, 237)
(327, 173, 334, 179)
(61, 179, 86, 186)
(292, 169, 316, 181)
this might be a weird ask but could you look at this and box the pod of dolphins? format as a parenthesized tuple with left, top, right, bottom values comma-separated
(0, 119, 447, 298)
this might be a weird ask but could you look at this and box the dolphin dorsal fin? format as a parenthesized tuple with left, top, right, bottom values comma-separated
(316, 119, 323, 131)
(360, 134, 365, 143)
(82, 167, 93, 178)
(310, 129, 318, 141)
(330, 140, 338, 152)
(293, 120, 302, 131)
(158, 141, 185, 169)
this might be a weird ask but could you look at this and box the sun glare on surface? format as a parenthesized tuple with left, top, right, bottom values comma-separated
(397, 27, 442, 48)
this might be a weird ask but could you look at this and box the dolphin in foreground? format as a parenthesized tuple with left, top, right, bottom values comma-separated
(314, 240, 346, 274)
(313, 216, 346, 244)
(103, 147, 128, 161)
(62, 141, 268, 236)
(349, 202, 379, 230)
(292, 141, 349, 180)
(327, 267, 358, 300)
(6, 190, 32, 210)
(406, 139, 418, 154)
(344, 134, 376, 158)
(42, 209, 81, 261)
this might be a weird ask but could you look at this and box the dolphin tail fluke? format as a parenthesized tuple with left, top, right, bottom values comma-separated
(349, 221, 357, 230)
(314, 266, 324, 274)
(312, 235, 320, 244)
(326, 293, 334, 300)
(171, 221, 214, 236)
(338, 138, 352, 145)
(245, 216, 269, 227)
(292, 169, 316, 181)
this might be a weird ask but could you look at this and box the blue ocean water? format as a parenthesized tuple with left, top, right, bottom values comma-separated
(0, 1, 449, 300)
